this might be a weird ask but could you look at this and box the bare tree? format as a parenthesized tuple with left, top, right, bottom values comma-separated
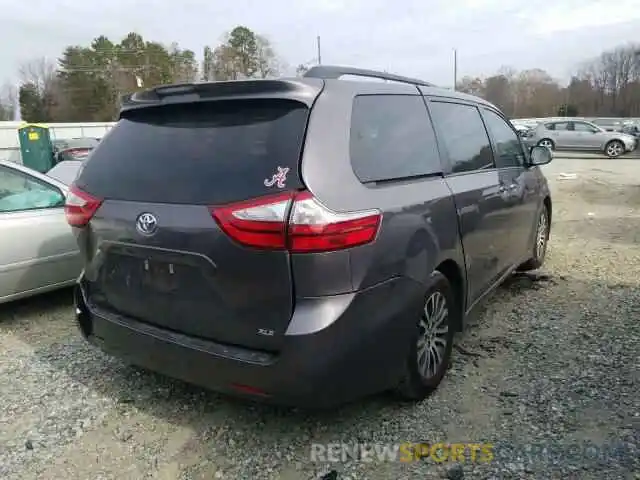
(0, 83, 17, 120)
(255, 35, 281, 79)
(19, 57, 56, 92)
(456, 76, 484, 96)
(18, 57, 58, 121)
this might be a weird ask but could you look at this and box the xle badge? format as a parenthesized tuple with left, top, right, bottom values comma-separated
(264, 166, 289, 189)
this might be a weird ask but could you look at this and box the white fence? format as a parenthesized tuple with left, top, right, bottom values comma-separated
(0, 121, 116, 163)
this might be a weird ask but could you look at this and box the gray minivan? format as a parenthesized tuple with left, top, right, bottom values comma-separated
(66, 66, 553, 408)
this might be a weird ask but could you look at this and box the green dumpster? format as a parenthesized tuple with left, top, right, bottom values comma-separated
(18, 123, 54, 173)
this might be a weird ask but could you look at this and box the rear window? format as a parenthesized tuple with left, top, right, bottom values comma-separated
(75, 99, 308, 205)
(349, 95, 442, 183)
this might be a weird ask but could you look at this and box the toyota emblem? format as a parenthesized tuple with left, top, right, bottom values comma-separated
(136, 213, 158, 236)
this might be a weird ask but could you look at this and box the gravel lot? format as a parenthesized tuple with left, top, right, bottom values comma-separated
(1, 158, 639, 480)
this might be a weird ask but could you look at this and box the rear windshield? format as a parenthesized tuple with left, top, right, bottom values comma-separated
(75, 99, 308, 205)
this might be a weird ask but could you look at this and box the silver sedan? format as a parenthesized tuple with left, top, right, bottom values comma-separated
(528, 119, 637, 158)
(0, 160, 82, 304)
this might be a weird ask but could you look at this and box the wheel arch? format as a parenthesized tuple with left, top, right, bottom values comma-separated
(434, 259, 466, 332)
(543, 195, 552, 226)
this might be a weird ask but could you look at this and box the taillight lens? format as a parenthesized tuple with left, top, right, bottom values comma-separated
(64, 184, 103, 227)
(211, 192, 294, 249)
(287, 192, 381, 252)
(210, 191, 381, 252)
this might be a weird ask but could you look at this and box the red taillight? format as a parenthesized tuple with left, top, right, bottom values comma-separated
(287, 191, 381, 252)
(210, 191, 381, 252)
(65, 148, 91, 158)
(64, 185, 103, 227)
(211, 192, 294, 249)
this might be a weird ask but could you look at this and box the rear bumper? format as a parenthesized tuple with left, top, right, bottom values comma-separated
(75, 276, 424, 409)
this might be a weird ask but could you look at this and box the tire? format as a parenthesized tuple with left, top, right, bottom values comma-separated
(604, 140, 624, 158)
(537, 138, 555, 150)
(395, 271, 457, 401)
(518, 205, 550, 272)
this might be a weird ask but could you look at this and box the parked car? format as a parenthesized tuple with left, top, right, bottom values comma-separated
(621, 122, 640, 138)
(68, 66, 553, 408)
(511, 122, 536, 143)
(591, 118, 623, 132)
(0, 160, 82, 304)
(46, 160, 84, 185)
(52, 137, 99, 164)
(529, 119, 637, 158)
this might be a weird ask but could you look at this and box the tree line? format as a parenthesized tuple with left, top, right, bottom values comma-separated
(457, 42, 640, 118)
(1, 26, 287, 123)
(0, 30, 638, 123)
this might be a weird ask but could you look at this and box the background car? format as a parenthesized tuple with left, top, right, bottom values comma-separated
(52, 137, 99, 164)
(621, 121, 640, 138)
(0, 160, 82, 304)
(47, 160, 84, 185)
(590, 118, 623, 132)
(528, 119, 637, 158)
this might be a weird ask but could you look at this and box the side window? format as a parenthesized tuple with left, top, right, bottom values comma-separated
(349, 95, 442, 183)
(482, 109, 526, 168)
(574, 122, 597, 133)
(553, 122, 569, 131)
(0, 166, 65, 213)
(428, 101, 494, 174)
(544, 123, 555, 130)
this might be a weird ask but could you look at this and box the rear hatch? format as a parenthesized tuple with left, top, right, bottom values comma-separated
(73, 91, 316, 351)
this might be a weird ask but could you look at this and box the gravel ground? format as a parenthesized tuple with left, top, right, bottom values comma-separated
(1, 158, 639, 480)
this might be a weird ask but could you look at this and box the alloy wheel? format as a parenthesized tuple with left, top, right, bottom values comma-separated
(606, 142, 623, 158)
(416, 291, 449, 380)
(536, 210, 548, 259)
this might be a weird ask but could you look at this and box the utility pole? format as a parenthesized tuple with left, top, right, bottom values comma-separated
(453, 48, 458, 91)
(317, 36, 322, 65)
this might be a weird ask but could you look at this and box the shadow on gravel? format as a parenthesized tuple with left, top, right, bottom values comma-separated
(0, 287, 73, 326)
(20, 270, 640, 478)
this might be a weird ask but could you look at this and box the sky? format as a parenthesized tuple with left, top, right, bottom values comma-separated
(2, 0, 640, 88)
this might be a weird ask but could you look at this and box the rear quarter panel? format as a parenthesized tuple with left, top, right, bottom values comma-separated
(296, 81, 464, 296)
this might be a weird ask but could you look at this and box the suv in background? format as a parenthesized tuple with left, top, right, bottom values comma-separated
(530, 119, 637, 158)
(67, 66, 553, 408)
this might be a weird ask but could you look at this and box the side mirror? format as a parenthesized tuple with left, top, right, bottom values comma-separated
(529, 145, 553, 166)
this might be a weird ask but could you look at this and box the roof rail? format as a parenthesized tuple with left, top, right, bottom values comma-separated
(303, 65, 435, 88)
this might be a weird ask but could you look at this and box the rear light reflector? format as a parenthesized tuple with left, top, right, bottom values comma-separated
(65, 184, 103, 227)
(210, 190, 381, 252)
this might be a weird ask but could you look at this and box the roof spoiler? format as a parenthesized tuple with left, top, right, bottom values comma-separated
(303, 65, 435, 88)
(119, 79, 323, 114)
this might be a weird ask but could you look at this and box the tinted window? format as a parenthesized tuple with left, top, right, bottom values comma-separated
(428, 101, 494, 174)
(349, 95, 442, 183)
(0, 166, 64, 213)
(553, 122, 569, 131)
(482, 109, 525, 168)
(75, 99, 308, 205)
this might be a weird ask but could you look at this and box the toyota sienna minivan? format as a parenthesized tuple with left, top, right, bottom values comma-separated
(67, 65, 553, 408)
